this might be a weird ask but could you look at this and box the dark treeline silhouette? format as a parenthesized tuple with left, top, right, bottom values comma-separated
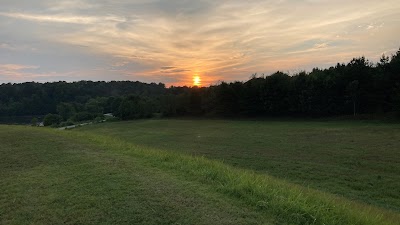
(1, 49, 400, 125)
(0, 81, 165, 116)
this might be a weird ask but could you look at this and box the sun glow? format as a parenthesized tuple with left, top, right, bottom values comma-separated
(193, 75, 201, 86)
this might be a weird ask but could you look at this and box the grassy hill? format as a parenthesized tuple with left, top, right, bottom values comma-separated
(1, 121, 399, 224)
(78, 119, 400, 212)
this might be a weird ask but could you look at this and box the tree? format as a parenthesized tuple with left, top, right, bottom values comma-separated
(346, 80, 359, 116)
(57, 103, 76, 121)
(72, 112, 94, 122)
(43, 114, 62, 126)
(378, 54, 390, 67)
(31, 117, 38, 126)
(85, 98, 105, 114)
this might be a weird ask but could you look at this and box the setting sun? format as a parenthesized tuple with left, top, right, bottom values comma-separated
(193, 75, 201, 86)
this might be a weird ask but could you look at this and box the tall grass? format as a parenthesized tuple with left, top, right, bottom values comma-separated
(52, 129, 398, 225)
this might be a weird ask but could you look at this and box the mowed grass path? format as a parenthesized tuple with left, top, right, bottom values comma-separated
(78, 119, 400, 212)
(0, 126, 274, 224)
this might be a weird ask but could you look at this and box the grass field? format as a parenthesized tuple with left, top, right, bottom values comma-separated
(1, 120, 400, 224)
(1, 126, 276, 224)
(77, 119, 400, 212)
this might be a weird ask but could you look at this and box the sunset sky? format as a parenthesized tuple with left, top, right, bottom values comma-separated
(1, 0, 399, 86)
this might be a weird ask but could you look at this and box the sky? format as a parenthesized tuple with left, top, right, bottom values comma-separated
(1, 0, 399, 86)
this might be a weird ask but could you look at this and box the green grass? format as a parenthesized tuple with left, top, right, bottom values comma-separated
(0, 126, 274, 224)
(77, 119, 400, 212)
(1, 120, 400, 224)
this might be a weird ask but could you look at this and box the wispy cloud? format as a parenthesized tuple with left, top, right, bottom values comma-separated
(0, 43, 37, 52)
(0, 64, 42, 83)
(0, 63, 113, 83)
(0, 12, 124, 25)
(0, 64, 39, 71)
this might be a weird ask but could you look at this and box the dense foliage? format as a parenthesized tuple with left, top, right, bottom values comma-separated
(1, 49, 400, 124)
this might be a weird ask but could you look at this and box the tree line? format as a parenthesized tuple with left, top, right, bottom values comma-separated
(1, 49, 400, 125)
